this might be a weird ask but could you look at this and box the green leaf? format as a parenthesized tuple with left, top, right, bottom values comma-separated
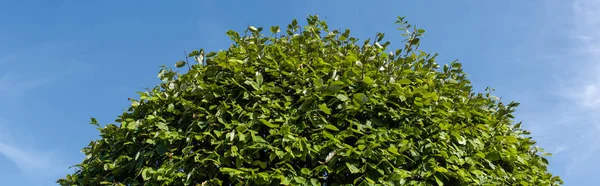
(410, 38, 420, 45)
(206, 51, 217, 57)
(301, 168, 311, 175)
(434, 175, 444, 186)
(221, 167, 244, 175)
(541, 153, 553, 157)
(229, 58, 244, 64)
(398, 79, 411, 85)
(336, 94, 349, 101)
(506, 136, 518, 143)
(256, 72, 263, 86)
(299, 99, 314, 112)
(322, 130, 335, 139)
(324, 124, 339, 131)
(387, 146, 400, 155)
(175, 61, 186, 68)
(260, 119, 279, 128)
(516, 156, 525, 164)
(281, 177, 291, 185)
(310, 178, 320, 186)
(270, 26, 280, 33)
(353, 93, 369, 105)
(294, 177, 307, 184)
(89, 118, 99, 127)
(363, 76, 374, 85)
(142, 168, 150, 181)
(156, 122, 168, 131)
(446, 79, 458, 84)
(346, 163, 360, 174)
(325, 85, 342, 95)
(398, 95, 407, 102)
(244, 80, 260, 91)
(318, 104, 331, 115)
(187, 50, 199, 57)
(145, 139, 155, 145)
(156, 143, 168, 154)
(146, 115, 156, 120)
(364, 177, 375, 185)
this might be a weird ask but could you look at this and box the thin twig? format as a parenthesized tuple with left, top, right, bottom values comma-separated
(184, 50, 191, 69)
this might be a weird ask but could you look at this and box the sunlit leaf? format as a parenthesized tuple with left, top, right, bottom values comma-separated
(346, 163, 360, 174)
(318, 104, 331, 115)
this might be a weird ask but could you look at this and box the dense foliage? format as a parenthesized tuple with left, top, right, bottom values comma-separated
(58, 15, 561, 185)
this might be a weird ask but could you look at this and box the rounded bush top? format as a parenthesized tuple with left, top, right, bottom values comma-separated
(59, 15, 561, 185)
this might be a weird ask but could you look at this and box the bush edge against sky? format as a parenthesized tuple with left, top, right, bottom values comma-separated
(58, 15, 562, 185)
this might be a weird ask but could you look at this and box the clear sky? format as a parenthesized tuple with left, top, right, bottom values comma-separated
(0, 0, 598, 185)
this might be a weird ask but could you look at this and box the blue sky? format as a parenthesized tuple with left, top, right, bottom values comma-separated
(0, 0, 598, 185)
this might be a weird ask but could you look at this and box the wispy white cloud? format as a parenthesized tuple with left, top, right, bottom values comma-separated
(0, 73, 52, 97)
(566, 0, 600, 110)
(541, 0, 600, 181)
(0, 40, 84, 180)
(0, 40, 90, 100)
(0, 143, 56, 172)
(0, 119, 66, 177)
(553, 145, 569, 155)
(503, 0, 600, 183)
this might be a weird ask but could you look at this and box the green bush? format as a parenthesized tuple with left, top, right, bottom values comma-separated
(58, 15, 562, 185)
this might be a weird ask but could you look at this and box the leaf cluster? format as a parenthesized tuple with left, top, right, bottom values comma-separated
(58, 15, 562, 186)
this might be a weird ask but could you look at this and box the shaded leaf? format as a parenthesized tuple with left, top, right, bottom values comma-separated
(175, 61, 186, 68)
